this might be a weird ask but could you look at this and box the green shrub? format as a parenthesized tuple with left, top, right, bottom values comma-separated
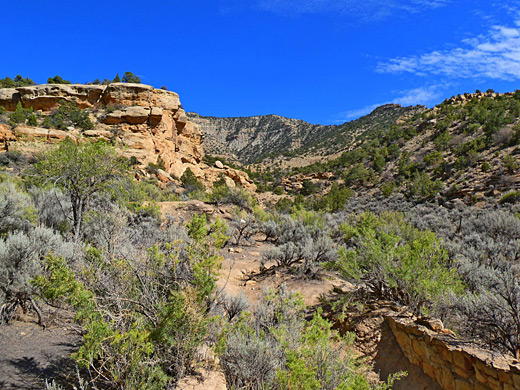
(27, 113, 37, 126)
(0, 75, 35, 88)
(180, 167, 205, 193)
(335, 212, 464, 314)
(407, 172, 442, 200)
(276, 309, 386, 390)
(372, 151, 386, 173)
(300, 179, 318, 196)
(220, 287, 390, 390)
(312, 183, 353, 212)
(47, 75, 71, 84)
(423, 151, 443, 167)
(397, 156, 420, 179)
(122, 71, 141, 83)
(499, 191, 520, 204)
(433, 129, 452, 151)
(344, 164, 370, 185)
(42, 100, 93, 130)
(275, 197, 293, 213)
(8, 102, 35, 127)
(380, 181, 395, 198)
(503, 155, 519, 173)
(208, 176, 232, 207)
(273, 186, 284, 195)
(481, 161, 491, 172)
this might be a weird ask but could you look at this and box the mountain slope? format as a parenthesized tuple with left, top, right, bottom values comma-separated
(261, 91, 520, 207)
(188, 104, 424, 164)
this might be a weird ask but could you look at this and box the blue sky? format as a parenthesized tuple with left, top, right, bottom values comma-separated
(3, 1, 520, 124)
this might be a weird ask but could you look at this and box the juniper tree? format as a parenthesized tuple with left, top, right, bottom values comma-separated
(29, 138, 129, 241)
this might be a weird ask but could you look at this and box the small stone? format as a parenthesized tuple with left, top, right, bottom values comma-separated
(215, 160, 224, 169)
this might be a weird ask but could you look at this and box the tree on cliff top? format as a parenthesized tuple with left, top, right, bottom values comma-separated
(47, 75, 72, 84)
(122, 71, 141, 83)
(29, 138, 129, 241)
(0, 75, 36, 88)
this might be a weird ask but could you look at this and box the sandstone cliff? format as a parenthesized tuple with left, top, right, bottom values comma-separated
(0, 83, 255, 191)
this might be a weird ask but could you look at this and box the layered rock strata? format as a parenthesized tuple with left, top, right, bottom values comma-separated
(0, 83, 255, 191)
(386, 314, 520, 390)
(339, 305, 520, 390)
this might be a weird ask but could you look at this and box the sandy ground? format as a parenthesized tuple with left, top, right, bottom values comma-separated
(0, 311, 80, 390)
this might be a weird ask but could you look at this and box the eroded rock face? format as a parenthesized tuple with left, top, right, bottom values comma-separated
(336, 304, 520, 390)
(0, 83, 255, 191)
(16, 84, 105, 110)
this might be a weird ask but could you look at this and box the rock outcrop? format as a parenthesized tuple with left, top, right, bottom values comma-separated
(337, 305, 520, 390)
(0, 83, 255, 191)
(385, 314, 520, 390)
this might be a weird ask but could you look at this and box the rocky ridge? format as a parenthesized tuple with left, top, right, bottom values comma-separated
(0, 83, 255, 191)
(188, 104, 424, 165)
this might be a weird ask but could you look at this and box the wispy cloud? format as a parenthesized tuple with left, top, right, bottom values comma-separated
(393, 84, 446, 106)
(378, 19, 520, 80)
(336, 84, 445, 121)
(256, 0, 450, 19)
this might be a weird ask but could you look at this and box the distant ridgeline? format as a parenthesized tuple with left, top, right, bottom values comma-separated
(188, 104, 422, 164)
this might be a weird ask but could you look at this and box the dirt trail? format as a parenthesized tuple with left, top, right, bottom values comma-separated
(0, 311, 80, 390)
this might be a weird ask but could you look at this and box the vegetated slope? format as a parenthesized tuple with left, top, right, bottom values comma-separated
(251, 90, 520, 207)
(188, 104, 423, 164)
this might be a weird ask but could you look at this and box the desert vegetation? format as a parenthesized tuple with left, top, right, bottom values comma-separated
(0, 139, 405, 389)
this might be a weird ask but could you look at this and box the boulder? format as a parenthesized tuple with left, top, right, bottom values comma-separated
(15, 126, 52, 139)
(83, 129, 113, 139)
(102, 107, 152, 125)
(150, 89, 181, 111)
(174, 108, 188, 130)
(102, 110, 125, 124)
(215, 160, 224, 169)
(157, 169, 172, 183)
(124, 107, 151, 124)
(149, 107, 163, 125)
(47, 129, 70, 140)
(0, 124, 16, 150)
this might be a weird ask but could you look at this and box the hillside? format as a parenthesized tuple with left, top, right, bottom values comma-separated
(203, 90, 520, 208)
(188, 104, 424, 164)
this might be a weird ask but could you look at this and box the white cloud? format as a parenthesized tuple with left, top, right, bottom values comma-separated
(393, 84, 446, 106)
(378, 19, 520, 80)
(338, 103, 384, 121)
(256, 0, 450, 19)
(336, 84, 445, 121)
